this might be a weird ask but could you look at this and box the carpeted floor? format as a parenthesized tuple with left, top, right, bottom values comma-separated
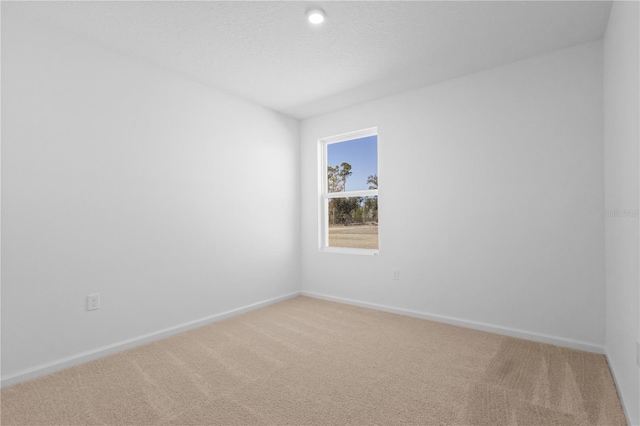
(1, 296, 627, 425)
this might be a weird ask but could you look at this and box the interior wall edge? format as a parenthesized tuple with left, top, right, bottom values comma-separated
(301, 292, 606, 355)
(0, 291, 301, 389)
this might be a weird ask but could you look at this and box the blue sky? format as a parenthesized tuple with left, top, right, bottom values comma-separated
(327, 135, 377, 192)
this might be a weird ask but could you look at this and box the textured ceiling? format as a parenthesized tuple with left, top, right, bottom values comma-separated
(6, 1, 612, 119)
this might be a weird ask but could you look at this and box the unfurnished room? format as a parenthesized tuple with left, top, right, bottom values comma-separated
(1, 1, 639, 425)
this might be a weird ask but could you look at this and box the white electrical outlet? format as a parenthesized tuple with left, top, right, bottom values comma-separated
(393, 269, 400, 280)
(87, 294, 100, 311)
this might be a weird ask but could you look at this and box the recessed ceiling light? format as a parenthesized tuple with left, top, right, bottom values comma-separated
(306, 8, 326, 25)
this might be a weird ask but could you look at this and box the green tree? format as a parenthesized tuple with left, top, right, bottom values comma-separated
(364, 197, 378, 223)
(327, 165, 341, 193)
(328, 162, 353, 224)
(367, 174, 378, 189)
(364, 174, 378, 223)
(334, 197, 362, 225)
(328, 162, 353, 192)
(338, 162, 352, 191)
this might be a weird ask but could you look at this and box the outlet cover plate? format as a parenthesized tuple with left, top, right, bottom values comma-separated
(87, 294, 100, 311)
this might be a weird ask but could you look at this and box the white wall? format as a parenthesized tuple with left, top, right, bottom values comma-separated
(1, 11, 300, 382)
(301, 41, 605, 352)
(604, 2, 640, 424)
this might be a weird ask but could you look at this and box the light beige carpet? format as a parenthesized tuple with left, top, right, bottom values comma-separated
(1, 296, 627, 425)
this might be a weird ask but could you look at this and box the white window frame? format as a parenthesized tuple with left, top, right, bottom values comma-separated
(318, 127, 379, 255)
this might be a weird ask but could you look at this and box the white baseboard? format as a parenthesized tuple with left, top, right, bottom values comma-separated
(605, 351, 635, 426)
(1, 291, 301, 388)
(3, 290, 606, 389)
(301, 291, 605, 354)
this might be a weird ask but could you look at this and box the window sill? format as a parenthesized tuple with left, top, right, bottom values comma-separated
(320, 247, 379, 256)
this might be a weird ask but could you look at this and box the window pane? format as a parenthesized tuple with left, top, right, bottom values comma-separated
(328, 196, 378, 249)
(327, 135, 377, 193)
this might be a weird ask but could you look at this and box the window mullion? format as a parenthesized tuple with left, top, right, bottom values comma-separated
(326, 190, 378, 199)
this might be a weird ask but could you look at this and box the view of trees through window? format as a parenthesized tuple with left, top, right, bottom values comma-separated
(325, 134, 378, 250)
(327, 176, 378, 225)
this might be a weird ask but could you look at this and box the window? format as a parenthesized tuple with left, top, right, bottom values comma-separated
(319, 128, 378, 254)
